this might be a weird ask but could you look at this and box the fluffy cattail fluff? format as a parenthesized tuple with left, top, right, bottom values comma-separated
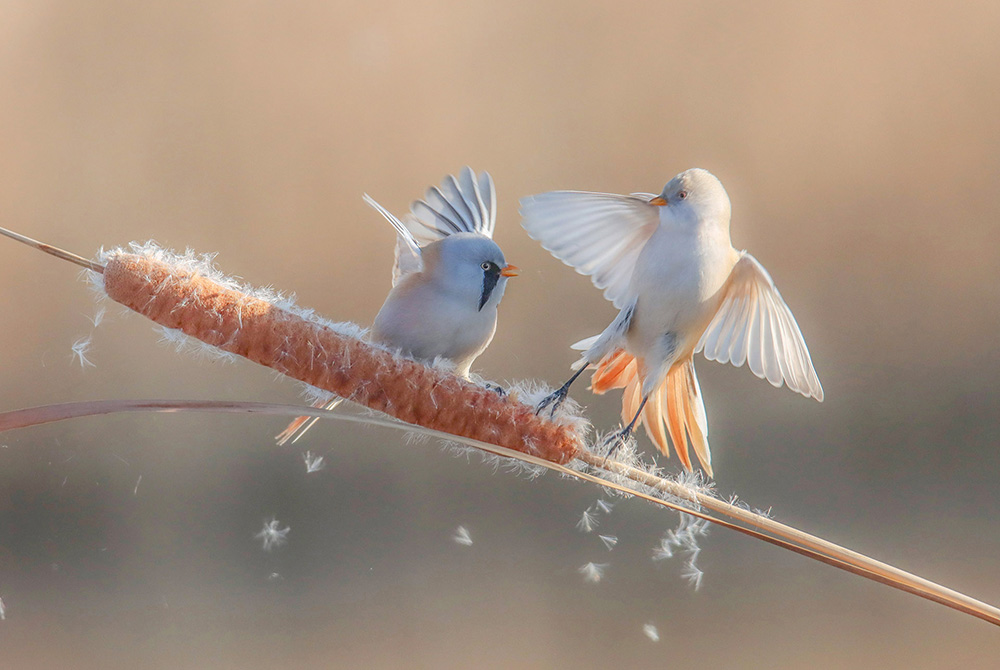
(94, 246, 584, 464)
(4, 228, 1000, 628)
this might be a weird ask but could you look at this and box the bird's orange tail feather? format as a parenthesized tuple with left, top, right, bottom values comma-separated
(590, 348, 635, 394)
(589, 350, 712, 475)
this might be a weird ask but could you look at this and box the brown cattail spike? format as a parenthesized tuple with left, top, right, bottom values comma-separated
(101, 252, 583, 464)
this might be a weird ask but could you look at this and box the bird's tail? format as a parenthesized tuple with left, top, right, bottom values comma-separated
(275, 396, 343, 446)
(590, 350, 712, 476)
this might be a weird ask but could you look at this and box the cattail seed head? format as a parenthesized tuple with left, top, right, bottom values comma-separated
(100, 249, 584, 464)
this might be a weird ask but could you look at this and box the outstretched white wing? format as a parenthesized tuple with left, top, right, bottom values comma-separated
(519, 191, 659, 309)
(406, 167, 497, 242)
(697, 252, 824, 401)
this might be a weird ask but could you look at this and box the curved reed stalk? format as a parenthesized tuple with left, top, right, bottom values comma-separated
(2, 398, 999, 626)
(2, 224, 999, 627)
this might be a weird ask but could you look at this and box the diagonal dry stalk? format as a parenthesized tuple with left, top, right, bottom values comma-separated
(573, 451, 1000, 625)
(0, 226, 104, 272)
(3, 399, 999, 626)
(2, 224, 999, 627)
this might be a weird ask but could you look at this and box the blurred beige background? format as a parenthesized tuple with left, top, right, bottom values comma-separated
(2, 1, 999, 667)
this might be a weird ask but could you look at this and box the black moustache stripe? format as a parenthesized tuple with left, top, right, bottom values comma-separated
(479, 269, 500, 311)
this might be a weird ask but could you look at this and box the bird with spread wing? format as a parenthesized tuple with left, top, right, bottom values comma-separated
(521, 168, 822, 476)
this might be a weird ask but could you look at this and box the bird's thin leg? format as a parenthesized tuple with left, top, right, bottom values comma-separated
(603, 395, 649, 457)
(535, 366, 587, 418)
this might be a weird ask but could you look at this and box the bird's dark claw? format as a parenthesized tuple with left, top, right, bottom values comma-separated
(601, 394, 646, 462)
(535, 367, 586, 418)
(535, 385, 569, 418)
(484, 383, 507, 397)
(600, 426, 634, 460)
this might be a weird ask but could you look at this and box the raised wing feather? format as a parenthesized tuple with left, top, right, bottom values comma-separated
(366, 168, 497, 284)
(519, 191, 660, 309)
(406, 167, 497, 242)
(478, 170, 496, 238)
(696, 253, 824, 401)
(363, 193, 423, 286)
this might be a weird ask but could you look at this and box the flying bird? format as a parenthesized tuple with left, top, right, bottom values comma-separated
(277, 167, 518, 444)
(520, 168, 822, 476)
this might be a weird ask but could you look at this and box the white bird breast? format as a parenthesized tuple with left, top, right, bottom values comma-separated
(627, 221, 735, 353)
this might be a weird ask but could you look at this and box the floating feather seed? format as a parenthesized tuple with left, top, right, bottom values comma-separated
(2, 228, 1000, 626)
(101, 252, 582, 464)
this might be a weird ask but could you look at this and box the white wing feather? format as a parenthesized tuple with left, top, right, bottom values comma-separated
(479, 170, 497, 238)
(366, 168, 497, 285)
(696, 253, 824, 401)
(406, 167, 497, 242)
(519, 191, 660, 309)
(363, 193, 423, 286)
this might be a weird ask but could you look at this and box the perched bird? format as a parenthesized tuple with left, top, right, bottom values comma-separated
(277, 167, 518, 444)
(520, 168, 822, 476)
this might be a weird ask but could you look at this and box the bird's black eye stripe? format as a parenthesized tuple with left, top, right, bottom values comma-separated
(479, 268, 500, 311)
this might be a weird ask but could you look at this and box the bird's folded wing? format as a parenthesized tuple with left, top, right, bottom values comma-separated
(696, 253, 824, 401)
(363, 193, 423, 286)
(406, 167, 497, 242)
(519, 191, 659, 309)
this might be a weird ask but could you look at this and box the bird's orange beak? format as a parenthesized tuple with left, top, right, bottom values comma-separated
(500, 264, 520, 277)
(649, 196, 667, 206)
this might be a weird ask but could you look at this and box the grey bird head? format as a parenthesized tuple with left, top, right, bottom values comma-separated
(422, 232, 519, 311)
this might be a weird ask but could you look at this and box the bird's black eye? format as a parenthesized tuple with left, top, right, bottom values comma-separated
(677, 190, 688, 200)
(481, 261, 491, 271)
